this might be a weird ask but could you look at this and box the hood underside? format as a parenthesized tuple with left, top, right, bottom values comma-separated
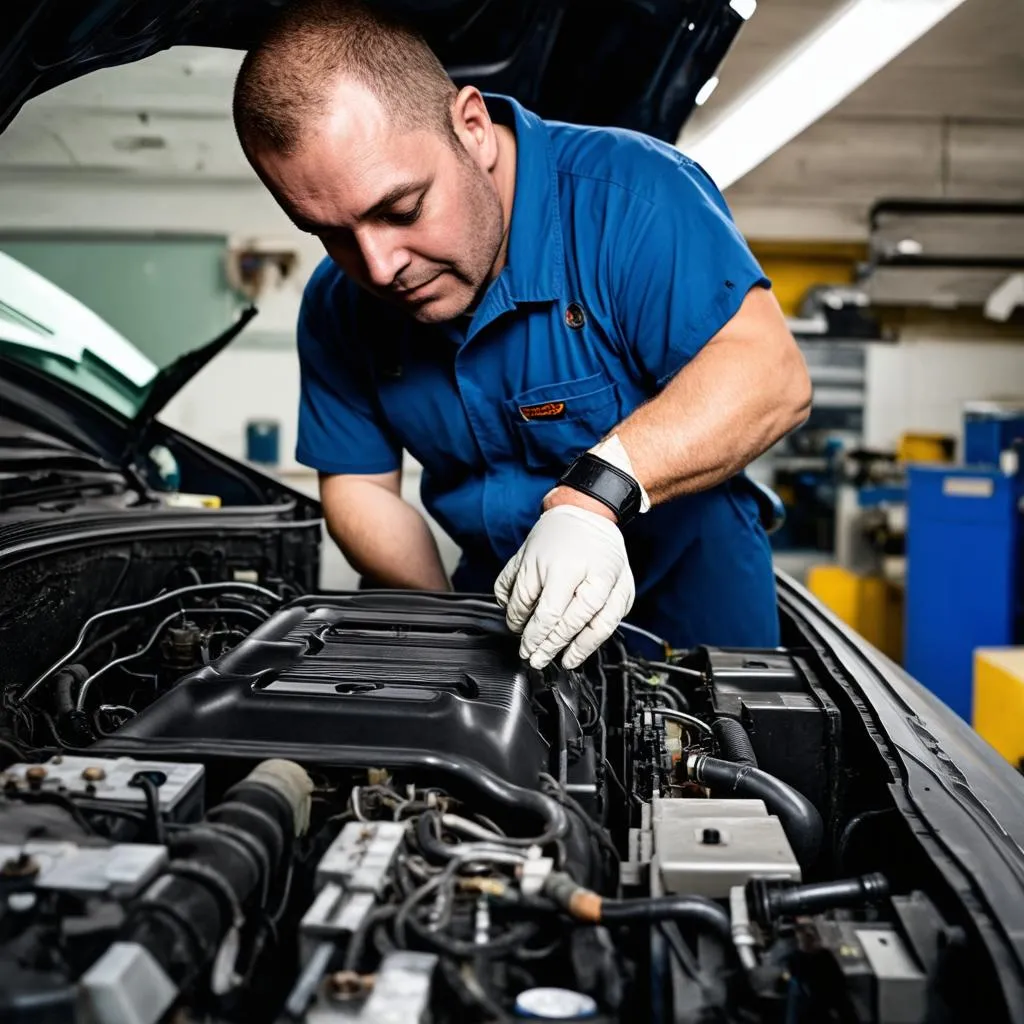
(1, 0, 746, 140)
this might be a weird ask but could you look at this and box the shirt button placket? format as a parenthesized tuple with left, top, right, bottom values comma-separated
(453, 346, 507, 561)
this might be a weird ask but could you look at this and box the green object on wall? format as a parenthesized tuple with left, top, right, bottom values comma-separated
(0, 233, 244, 367)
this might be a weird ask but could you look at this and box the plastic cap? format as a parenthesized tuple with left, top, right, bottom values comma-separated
(515, 988, 598, 1019)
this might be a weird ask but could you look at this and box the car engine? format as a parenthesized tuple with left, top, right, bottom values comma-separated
(0, 577, 974, 1023)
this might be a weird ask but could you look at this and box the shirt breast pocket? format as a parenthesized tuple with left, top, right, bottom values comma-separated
(505, 374, 623, 474)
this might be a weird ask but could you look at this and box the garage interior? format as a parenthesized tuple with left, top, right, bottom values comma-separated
(1, 0, 1022, 758)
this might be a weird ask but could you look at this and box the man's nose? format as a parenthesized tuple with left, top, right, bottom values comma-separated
(356, 228, 407, 289)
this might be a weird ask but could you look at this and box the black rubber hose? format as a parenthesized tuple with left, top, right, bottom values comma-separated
(711, 718, 758, 769)
(691, 755, 822, 868)
(121, 761, 309, 993)
(601, 895, 733, 944)
(748, 873, 889, 928)
(416, 811, 458, 865)
(541, 875, 741, 971)
(53, 666, 88, 718)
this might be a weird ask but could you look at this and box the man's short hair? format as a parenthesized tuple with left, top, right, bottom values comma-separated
(233, 0, 458, 156)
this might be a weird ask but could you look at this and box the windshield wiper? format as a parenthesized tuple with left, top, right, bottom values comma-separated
(0, 468, 127, 509)
(0, 447, 122, 474)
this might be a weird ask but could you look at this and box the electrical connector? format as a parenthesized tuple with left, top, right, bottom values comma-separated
(518, 856, 555, 897)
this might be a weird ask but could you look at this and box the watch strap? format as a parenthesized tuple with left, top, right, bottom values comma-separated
(558, 452, 642, 526)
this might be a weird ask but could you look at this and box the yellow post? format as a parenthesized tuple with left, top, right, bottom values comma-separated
(973, 648, 1024, 767)
(807, 565, 903, 662)
(896, 432, 956, 464)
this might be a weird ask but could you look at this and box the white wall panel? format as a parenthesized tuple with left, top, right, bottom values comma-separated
(864, 331, 1024, 450)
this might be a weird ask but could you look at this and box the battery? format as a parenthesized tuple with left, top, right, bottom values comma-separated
(3, 755, 205, 822)
(698, 648, 842, 820)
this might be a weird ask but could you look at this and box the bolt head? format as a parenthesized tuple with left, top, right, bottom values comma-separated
(1, 853, 39, 879)
(327, 971, 366, 1001)
(81, 766, 106, 783)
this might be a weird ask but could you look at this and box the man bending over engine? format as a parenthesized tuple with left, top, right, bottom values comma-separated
(232, 0, 811, 669)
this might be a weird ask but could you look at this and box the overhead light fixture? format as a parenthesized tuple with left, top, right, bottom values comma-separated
(680, 0, 967, 189)
(895, 238, 924, 256)
(695, 77, 720, 107)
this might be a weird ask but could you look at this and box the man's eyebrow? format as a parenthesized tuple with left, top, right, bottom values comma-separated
(357, 180, 429, 221)
(286, 180, 430, 234)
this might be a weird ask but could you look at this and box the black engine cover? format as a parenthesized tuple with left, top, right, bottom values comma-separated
(96, 593, 551, 789)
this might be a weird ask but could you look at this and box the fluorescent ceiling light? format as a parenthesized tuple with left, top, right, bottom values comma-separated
(695, 76, 720, 107)
(681, 0, 967, 189)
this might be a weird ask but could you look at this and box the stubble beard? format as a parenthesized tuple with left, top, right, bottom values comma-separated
(411, 154, 506, 324)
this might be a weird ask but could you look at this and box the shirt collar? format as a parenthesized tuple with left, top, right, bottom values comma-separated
(468, 95, 565, 335)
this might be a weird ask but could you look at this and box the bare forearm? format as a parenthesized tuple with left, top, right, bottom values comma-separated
(619, 339, 809, 502)
(320, 475, 451, 591)
(618, 288, 811, 504)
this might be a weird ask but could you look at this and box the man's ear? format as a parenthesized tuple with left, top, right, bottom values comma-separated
(451, 86, 498, 171)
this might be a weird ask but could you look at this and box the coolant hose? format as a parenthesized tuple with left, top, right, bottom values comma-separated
(542, 873, 735, 953)
(688, 754, 822, 868)
(711, 718, 758, 769)
(416, 810, 460, 864)
(53, 666, 88, 718)
(747, 873, 889, 927)
(601, 896, 733, 939)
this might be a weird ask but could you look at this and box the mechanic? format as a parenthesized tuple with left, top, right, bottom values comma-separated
(232, 0, 812, 670)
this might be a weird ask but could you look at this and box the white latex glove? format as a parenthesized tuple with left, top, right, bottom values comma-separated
(494, 504, 635, 670)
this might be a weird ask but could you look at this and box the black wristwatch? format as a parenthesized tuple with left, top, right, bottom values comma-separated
(558, 452, 643, 526)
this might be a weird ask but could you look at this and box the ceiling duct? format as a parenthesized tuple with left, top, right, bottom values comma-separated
(861, 200, 1024, 318)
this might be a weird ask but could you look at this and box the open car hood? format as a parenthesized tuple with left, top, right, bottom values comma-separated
(0, 0, 748, 141)
(0, 249, 256, 457)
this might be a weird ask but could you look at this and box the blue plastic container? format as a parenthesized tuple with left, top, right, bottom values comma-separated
(245, 419, 280, 466)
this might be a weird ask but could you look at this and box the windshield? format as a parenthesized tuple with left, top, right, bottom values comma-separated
(0, 251, 158, 419)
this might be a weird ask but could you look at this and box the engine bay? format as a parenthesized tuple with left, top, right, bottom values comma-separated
(0, 558, 996, 1023)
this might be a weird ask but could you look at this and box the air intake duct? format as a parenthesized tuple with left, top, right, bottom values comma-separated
(81, 759, 312, 1024)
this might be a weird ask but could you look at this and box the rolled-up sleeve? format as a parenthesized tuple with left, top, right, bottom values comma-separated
(295, 261, 402, 475)
(612, 156, 770, 389)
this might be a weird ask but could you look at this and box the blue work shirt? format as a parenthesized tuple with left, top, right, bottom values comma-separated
(296, 95, 779, 649)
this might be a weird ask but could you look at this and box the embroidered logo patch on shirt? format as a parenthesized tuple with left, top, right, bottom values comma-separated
(519, 401, 567, 421)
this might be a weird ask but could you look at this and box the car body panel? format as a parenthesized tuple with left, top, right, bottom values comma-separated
(0, 0, 747, 141)
(778, 573, 1024, 1021)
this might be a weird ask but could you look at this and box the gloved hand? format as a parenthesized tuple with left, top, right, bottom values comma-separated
(494, 504, 635, 670)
